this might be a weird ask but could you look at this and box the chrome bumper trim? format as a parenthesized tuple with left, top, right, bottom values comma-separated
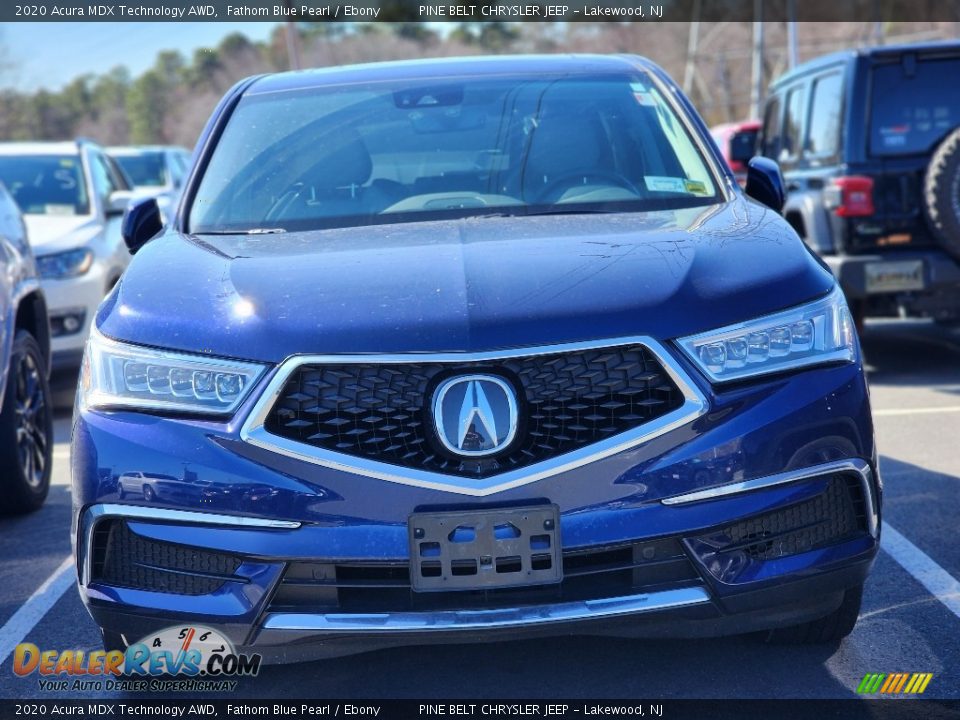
(239, 337, 708, 497)
(661, 459, 879, 535)
(79, 503, 300, 586)
(261, 586, 711, 633)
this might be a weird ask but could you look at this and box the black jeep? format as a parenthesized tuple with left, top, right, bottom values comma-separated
(760, 41, 960, 324)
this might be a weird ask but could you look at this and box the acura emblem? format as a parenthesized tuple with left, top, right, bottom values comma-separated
(432, 375, 518, 457)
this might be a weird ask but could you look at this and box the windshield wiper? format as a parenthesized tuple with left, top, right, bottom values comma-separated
(194, 228, 287, 235)
(473, 207, 623, 219)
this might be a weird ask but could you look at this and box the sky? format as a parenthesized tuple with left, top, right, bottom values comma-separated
(0, 22, 279, 91)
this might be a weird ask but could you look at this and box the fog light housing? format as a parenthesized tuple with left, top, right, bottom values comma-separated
(50, 309, 87, 337)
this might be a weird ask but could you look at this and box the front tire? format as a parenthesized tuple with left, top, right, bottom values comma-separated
(0, 330, 53, 515)
(101, 628, 127, 653)
(764, 584, 863, 645)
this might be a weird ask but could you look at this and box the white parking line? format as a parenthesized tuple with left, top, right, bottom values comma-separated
(882, 523, 960, 620)
(0, 556, 75, 667)
(873, 406, 960, 417)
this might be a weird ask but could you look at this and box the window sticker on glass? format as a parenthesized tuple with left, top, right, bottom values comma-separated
(645, 176, 688, 193)
(630, 81, 656, 106)
(59, 158, 76, 167)
(684, 179, 708, 195)
(45, 204, 77, 216)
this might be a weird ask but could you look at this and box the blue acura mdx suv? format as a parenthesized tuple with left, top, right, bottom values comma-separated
(71, 56, 879, 660)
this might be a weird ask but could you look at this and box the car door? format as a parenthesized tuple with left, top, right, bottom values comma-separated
(89, 149, 132, 285)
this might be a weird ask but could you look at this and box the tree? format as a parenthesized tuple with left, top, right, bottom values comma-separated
(126, 70, 167, 143)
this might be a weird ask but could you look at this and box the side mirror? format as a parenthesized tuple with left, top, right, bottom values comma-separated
(121, 197, 163, 255)
(745, 157, 786, 213)
(106, 190, 136, 217)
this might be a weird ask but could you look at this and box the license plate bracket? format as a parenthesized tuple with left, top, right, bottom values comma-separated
(408, 505, 562, 592)
(865, 260, 925, 293)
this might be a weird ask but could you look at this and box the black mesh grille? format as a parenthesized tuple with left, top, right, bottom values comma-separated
(717, 475, 866, 561)
(268, 536, 702, 614)
(264, 345, 684, 478)
(93, 521, 243, 596)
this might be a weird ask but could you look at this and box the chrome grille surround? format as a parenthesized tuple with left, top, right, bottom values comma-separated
(239, 337, 708, 497)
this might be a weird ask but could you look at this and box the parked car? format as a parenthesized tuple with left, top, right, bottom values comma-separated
(0, 140, 135, 374)
(710, 120, 760, 186)
(0, 180, 53, 514)
(116, 471, 173, 502)
(107, 146, 191, 224)
(759, 41, 960, 325)
(72, 55, 879, 658)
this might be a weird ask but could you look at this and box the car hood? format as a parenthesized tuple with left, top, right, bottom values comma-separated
(23, 214, 100, 254)
(99, 199, 835, 364)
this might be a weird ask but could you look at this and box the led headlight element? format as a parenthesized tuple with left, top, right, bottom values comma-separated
(36, 247, 94, 279)
(677, 286, 856, 382)
(79, 328, 266, 414)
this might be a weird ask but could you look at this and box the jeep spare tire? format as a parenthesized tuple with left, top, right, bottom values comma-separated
(924, 127, 960, 261)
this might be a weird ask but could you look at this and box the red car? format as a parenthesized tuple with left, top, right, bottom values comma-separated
(710, 120, 761, 185)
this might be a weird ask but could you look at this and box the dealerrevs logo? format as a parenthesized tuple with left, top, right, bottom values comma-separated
(14, 625, 261, 692)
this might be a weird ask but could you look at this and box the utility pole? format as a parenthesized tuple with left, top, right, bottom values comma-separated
(750, 0, 764, 119)
(787, 0, 799, 68)
(284, 2, 302, 71)
(683, 0, 701, 95)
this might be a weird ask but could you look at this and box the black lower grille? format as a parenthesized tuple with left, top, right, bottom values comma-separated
(264, 345, 684, 479)
(92, 520, 243, 596)
(715, 474, 866, 562)
(268, 537, 702, 614)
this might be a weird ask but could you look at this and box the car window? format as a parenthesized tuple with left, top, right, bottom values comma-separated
(870, 58, 960, 156)
(167, 153, 184, 187)
(104, 154, 132, 192)
(89, 151, 121, 201)
(189, 73, 721, 234)
(730, 129, 758, 162)
(761, 95, 782, 159)
(0, 154, 90, 216)
(113, 152, 168, 188)
(781, 85, 806, 162)
(805, 72, 843, 162)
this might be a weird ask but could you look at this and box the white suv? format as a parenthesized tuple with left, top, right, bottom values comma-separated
(107, 145, 190, 224)
(0, 140, 134, 372)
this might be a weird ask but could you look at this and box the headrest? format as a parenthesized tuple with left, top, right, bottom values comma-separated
(310, 129, 373, 190)
(521, 109, 607, 195)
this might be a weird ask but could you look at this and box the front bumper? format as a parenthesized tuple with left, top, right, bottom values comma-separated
(40, 263, 112, 367)
(71, 351, 880, 659)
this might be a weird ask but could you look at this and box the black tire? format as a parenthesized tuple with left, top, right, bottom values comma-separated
(764, 584, 863, 645)
(101, 627, 127, 653)
(924, 127, 960, 261)
(0, 330, 53, 515)
(143, 484, 156, 502)
(117, 481, 126, 499)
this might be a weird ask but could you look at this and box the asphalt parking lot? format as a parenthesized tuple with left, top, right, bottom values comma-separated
(1, 319, 958, 700)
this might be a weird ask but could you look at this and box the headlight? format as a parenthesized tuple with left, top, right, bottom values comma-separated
(676, 286, 856, 383)
(79, 328, 266, 414)
(36, 248, 94, 279)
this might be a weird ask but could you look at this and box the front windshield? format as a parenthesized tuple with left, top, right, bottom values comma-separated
(113, 152, 167, 187)
(0, 154, 89, 216)
(190, 72, 720, 234)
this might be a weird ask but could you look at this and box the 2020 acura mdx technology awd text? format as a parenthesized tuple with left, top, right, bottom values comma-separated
(71, 55, 880, 660)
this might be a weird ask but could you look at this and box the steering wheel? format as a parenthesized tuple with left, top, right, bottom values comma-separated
(535, 170, 641, 203)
